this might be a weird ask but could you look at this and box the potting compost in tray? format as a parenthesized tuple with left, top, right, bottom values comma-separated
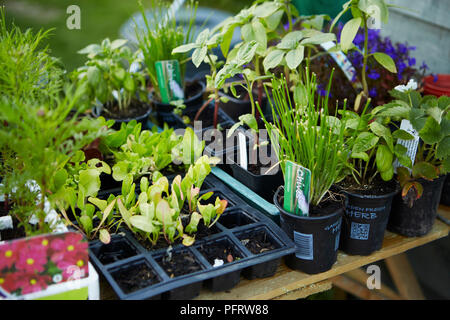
(88, 174, 296, 300)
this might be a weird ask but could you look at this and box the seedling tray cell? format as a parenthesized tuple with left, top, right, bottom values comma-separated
(89, 174, 295, 300)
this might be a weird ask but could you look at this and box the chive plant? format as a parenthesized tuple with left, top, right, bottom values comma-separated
(258, 71, 350, 206)
(135, 0, 198, 101)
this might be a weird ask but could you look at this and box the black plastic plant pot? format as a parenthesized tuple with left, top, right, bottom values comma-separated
(150, 80, 205, 126)
(228, 159, 283, 203)
(388, 175, 446, 237)
(339, 184, 399, 256)
(440, 174, 450, 206)
(273, 186, 344, 274)
(236, 226, 283, 280)
(93, 103, 152, 131)
(88, 174, 296, 300)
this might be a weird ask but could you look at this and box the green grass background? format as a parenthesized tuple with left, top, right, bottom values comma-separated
(1, 0, 251, 71)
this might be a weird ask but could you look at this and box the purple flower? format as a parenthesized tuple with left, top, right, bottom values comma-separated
(368, 70, 380, 80)
(432, 74, 438, 82)
(369, 87, 377, 97)
(408, 57, 416, 67)
(420, 61, 429, 70)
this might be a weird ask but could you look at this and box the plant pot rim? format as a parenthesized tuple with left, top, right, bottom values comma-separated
(227, 156, 280, 179)
(335, 180, 400, 200)
(149, 79, 205, 107)
(423, 74, 450, 93)
(92, 102, 152, 123)
(273, 186, 345, 221)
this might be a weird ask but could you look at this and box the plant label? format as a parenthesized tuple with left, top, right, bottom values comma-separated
(238, 132, 247, 170)
(394, 119, 419, 173)
(155, 60, 184, 104)
(320, 41, 362, 90)
(283, 161, 311, 217)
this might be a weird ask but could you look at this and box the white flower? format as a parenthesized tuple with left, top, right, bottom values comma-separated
(394, 79, 418, 92)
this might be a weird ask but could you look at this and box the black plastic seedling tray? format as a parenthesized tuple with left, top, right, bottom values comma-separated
(88, 174, 295, 300)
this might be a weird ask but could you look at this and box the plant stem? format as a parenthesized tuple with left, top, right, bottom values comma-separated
(194, 97, 213, 121)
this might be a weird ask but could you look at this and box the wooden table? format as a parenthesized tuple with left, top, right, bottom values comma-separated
(194, 205, 450, 300)
(100, 206, 450, 300)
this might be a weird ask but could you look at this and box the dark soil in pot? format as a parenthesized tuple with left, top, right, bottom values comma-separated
(337, 176, 399, 256)
(92, 237, 139, 265)
(227, 139, 283, 202)
(388, 175, 446, 237)
(156, 249, 204, 300)
(95, 100, 152, 130)
(197, 238, 243, 265)
(111, 260, 161, 295)
(156, 249, 203, 278)
(238, 227, 282, 279)
(197, 238, 244, 292)
(274, 186, 345, 274)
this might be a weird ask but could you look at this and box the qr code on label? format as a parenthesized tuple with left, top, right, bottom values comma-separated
(350, 222, 370, 240)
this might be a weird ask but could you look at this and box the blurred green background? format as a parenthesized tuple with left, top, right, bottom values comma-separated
(1, 0, 252, 71)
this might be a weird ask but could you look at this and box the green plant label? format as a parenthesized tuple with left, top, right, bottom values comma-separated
(155, 60, 184, 104)
(283, 160, 311, 217)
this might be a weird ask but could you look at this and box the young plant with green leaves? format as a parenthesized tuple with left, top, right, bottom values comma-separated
(172, 28, 228, 128)
(117, 155, 226, 247)
(375, 86, 450, 205)
(257, 73, 350, 206)
(0, 86, 112, 236)
(102, 121, 205, 181)
(74, 38, 147, 115)
(332, 0, 399, 111)
(0, 8, 64, 105)
(135, 0, 198, 102)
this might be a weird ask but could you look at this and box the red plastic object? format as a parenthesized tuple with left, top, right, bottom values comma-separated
(423, 74, 450, 97)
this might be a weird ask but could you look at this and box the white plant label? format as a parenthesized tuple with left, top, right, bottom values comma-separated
(238, 131, 248, 170)
(394, 119, 419, 173)
(320, 41, 361, 89)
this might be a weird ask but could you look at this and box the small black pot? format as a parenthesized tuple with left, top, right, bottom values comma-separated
(388, 175, 446, 237)
(150, 80, 206, 126)
(339, 183, 399, 256)
(92, 103, 152, 130)
(228, 159, 283, 203)
(440, 174, 450, 206)
(273, 186, 344, 274)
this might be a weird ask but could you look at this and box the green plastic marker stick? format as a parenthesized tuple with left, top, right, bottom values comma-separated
(283, 160, 311, 216)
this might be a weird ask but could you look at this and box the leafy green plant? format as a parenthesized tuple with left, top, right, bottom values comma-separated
(74, 38, 147, 114)
(257, 73, 349, 206)
(0, 85, 113, 236)
(0, 8, 64, 105)
(135, 0, 198, 101)
(376, 87, 450, 205)
(117, 155, 225, 247)
(102, 121, 205, 181)
(332, 0, 399, 111)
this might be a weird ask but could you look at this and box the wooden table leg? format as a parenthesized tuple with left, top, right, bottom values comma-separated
(385, 253, 425, 300)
